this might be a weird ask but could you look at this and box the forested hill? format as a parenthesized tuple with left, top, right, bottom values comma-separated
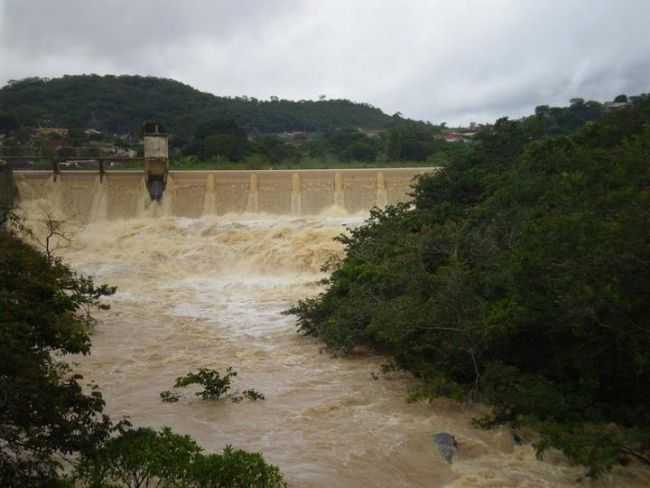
(0, 75, 395, 137)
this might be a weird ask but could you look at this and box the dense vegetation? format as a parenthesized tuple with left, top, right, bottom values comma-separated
(0, 75, 393, 137)
(289, 96, 650, 476)
(74, 427, 286, 488)
(0, 75, 459, 165)
(0, 162, 14, 222)
(0, 216, 285, 486)
(175, 96, 617, 165)
(176, 119, 470, 166)
(1, 76, 628, 167)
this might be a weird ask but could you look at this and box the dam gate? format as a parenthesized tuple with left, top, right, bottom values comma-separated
(13, 168, 435, 222)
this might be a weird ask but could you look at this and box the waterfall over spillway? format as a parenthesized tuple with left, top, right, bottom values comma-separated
(14, 168, 433, 223)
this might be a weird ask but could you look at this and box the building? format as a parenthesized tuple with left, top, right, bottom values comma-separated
(604, 101, 631, 112)
(142, 121, 168, 201)
(34, 128, 69, 137)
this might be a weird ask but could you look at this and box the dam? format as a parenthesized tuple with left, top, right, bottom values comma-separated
(14, 168, 431, 221)
(12, 167, 649, 488)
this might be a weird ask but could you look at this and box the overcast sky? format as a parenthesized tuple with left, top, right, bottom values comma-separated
(1, 0, 649, 125)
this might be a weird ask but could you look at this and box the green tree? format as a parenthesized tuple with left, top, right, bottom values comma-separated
(0, 112, 18, 134)
(253, 136, 294, 163)
(0, 225, 118, 485)
(346, 141, 378, 161)
(74, 427, 287, 488)
(0, 75, 396, 138)
(196, 119, 249, 162)
(288, 96, 650, 477)
(385, 129, 402, 160)
(0, 162, 16, 226)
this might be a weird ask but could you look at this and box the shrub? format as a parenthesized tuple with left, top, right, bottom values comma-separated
(160, 390, 181, 403)
(167, 368, 266, 403)
(75, 427, 287, 488)
(175, 368, 238, 400)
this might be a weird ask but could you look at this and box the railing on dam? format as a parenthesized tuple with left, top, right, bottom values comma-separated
(13, 168, 437, 221)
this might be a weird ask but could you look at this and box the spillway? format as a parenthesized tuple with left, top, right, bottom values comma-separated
(13, 169, 650, 487)
(14, 168, 431, 221)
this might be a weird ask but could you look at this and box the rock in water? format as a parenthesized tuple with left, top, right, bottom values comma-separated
(433, 433, 458, 463)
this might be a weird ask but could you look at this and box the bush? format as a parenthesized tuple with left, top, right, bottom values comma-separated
(160, 390, 181, 403)
(167, 368, 266, 403)
(175, 368, 238, 400)
(190, 447, 286, 488)
(75, 427, 287, 488)
(0, 225, 119, 486)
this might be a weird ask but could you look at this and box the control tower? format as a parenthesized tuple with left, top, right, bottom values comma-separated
(143, 121, 169, 201)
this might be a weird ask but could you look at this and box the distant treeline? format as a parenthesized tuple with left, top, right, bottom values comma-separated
(0, 75, 394, 137)
(0, 75, 640, 167)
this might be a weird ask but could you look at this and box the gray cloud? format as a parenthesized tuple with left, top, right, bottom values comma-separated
(1, 0, 649, 125)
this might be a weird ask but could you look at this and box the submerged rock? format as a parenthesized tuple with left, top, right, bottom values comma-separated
(493, 429, 515, 453)
(433, 432, 458, 463)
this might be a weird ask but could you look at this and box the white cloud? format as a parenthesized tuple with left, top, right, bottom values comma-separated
(1, 0, 649, 125)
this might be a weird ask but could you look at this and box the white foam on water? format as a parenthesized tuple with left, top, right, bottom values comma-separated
(168, 274, 318, 338)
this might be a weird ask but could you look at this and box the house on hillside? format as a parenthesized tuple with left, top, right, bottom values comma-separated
(34, 128, 69, 137)
(604, 101, 631, 112)
(441, 132, 464, 143)
(358, 128, 385, 138)
(437, 130, 477, 143)
(278, 131, 309, 145)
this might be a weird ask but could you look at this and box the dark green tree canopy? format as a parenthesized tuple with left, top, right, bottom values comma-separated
(0, 228, 118, 485)
(289, 94, 650, 477)
(0, 75, 395, 137)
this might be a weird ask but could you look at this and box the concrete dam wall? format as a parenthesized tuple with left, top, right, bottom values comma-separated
(14, 168, 435, 222)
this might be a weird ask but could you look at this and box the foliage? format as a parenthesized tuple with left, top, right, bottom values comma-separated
(0, 162, 15, 224)
(195, 119, 250, 162)
(287, 95, 650, 476)
(188, 446, 286, 488)
(233, 390, 266, 403)
(2, 75, 622, 167)
(174, 368, 238, 400)
(160, 390, 181, 403)
(530, 98, 606, 137)
(0, 75, 393, 138)
(74, 427, 200, 487)
(74, 427, 287, 488)
(0, 112, 18, 134)
(0, 223, 118, 486)
(169, 368, 265, 403)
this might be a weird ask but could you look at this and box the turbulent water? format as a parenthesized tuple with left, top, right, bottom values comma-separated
(17, 198, 650, 487)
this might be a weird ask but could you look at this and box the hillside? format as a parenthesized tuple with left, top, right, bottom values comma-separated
(0, 75, 395, 137)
